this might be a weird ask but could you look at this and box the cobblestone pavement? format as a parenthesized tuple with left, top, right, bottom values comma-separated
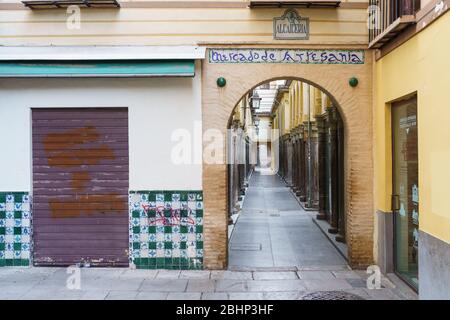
(0, 267, 417, 300)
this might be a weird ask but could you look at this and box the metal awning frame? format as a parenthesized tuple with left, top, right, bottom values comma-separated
(22, 0, 120, 9)
(368, 15, 416, 49)
(249, 1, 341, 8)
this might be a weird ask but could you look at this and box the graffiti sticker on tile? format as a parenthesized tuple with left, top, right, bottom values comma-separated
(129, 191, 203, 270)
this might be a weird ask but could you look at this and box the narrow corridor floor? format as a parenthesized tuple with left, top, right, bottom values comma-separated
(229, 170, 347, 269)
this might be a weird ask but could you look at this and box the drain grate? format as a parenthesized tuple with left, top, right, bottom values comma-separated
(300, 291, 364, 300)
(230, 243, 262, 251)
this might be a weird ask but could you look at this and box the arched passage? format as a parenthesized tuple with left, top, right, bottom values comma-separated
(201, 52, 374, 269)
(227, 79, 347, 268)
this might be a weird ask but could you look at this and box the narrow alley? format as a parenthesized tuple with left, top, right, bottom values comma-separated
(229, 170, 346, 269)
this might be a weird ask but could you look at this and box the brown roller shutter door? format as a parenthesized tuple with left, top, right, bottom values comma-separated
(32, 108, 129, 266)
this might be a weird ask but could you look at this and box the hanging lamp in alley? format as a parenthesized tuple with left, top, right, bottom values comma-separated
(250, 91, 262, 110)
(253, 115, 261, 126)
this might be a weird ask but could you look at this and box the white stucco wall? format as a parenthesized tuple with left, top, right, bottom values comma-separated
(257, 117, 272, 168)
(0, 62, 202, 192)
(257, 117, 272, 142)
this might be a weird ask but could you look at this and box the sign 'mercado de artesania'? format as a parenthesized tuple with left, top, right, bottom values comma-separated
(209, 49, 365, 65)
(274, 9, 309, 40)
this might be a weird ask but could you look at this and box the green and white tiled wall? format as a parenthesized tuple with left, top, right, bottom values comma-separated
(0, 193, 32, 267)
(0, 190, 204, 269)
(129, 191, 204, 270)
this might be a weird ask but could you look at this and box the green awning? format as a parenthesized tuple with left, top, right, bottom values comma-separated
(0, 60, 195, 77)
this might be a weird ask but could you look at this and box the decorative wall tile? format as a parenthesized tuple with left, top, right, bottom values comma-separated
(0, 193, 32, 267)
(129, 191, 203, 270)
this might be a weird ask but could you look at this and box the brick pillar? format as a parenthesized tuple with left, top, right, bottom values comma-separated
(295, 130, 301, 195)
(311, 124, 319, 209)
(298, 125, 307, 202)
(327, 107, 339, 234)
(286, 135, 293, 186)
(335, 118, 346, 243)
(316, 115, 328, 220)
(203, 163, 228, 269)
(279, 136, 286, 179)
(233, 121, 240, 211)
(291, 128, 299, 193)
(304, 120, 316, 209)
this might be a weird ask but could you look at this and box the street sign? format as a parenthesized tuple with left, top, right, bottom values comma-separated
(273, 9, 309, 40)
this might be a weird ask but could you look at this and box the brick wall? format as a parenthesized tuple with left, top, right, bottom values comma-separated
(201, 46, 375, 269)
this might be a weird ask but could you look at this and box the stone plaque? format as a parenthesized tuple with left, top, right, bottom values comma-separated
(274, 9, 309, 40)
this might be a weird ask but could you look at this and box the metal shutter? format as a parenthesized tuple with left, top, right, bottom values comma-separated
(32, 108, 129, 266)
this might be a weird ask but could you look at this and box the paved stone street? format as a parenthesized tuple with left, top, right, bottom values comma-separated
(0, 267, 417, 300)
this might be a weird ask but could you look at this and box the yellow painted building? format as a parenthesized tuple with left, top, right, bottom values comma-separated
(375, 10, 450, 243)
(374, 5, 450, 298)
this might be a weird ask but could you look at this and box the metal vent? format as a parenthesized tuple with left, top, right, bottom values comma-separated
(300, 291, 364, 300)
(230, 243, 262, 251)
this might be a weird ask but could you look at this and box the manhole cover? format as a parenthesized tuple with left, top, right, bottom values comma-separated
(300, 291, 364, 300)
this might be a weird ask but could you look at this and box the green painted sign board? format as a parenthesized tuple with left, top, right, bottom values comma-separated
(0, 60, 195, 77)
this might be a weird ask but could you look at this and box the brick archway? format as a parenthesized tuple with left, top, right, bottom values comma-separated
(201, 49, 374, 269)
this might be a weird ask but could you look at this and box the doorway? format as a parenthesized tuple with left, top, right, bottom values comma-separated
(32, 108, 129, 267)
(392, 95, 419, 289)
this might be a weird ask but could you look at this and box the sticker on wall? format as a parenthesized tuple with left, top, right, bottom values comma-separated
(412, 184, 419, 203)
(412, 209, 419, 225)
(399, 202, 406, 217)
(129, 191, 203, 270)
(400, 184, 405, 195)
(413, 228, 419, 243)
